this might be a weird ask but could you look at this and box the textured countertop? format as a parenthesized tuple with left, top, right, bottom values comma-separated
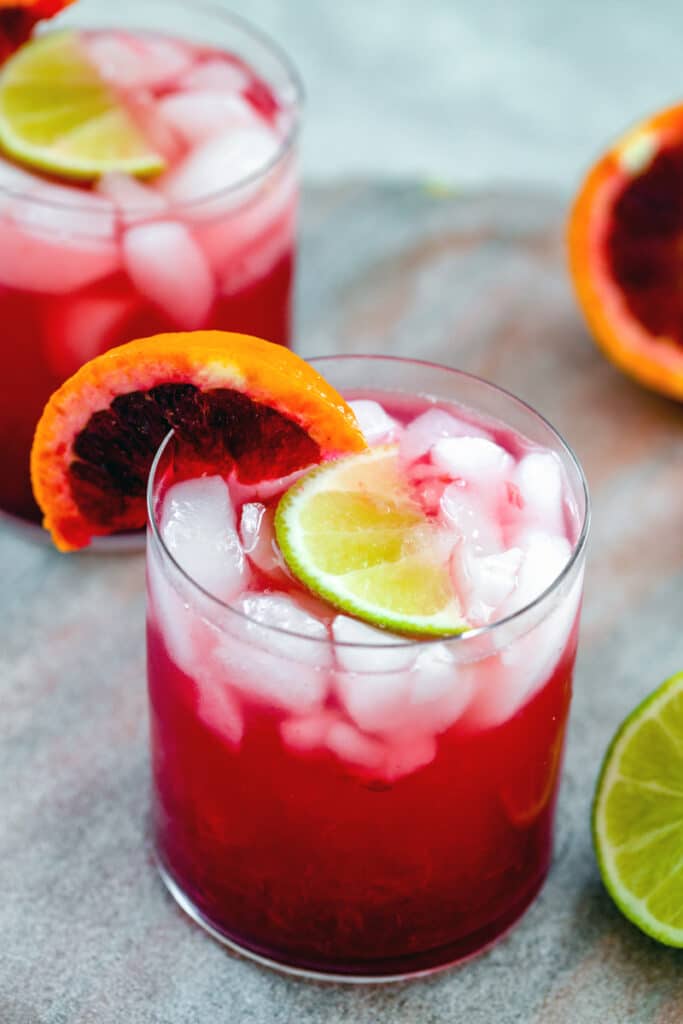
(204, 0, 683, 191)
(2, 184, 683, 1024)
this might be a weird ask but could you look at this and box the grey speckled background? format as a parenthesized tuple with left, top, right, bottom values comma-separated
(182, 0, 683, 190)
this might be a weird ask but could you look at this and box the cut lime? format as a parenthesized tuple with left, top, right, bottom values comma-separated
(0, 31, 165, 180)
(593, 671, 683, 946)
(274, 445, 468, 637)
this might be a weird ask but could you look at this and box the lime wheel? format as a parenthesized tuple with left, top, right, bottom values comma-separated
(0, 30, 165, 179)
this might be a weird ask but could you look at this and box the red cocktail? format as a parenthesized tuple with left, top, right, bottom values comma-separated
(0, 1, 300, 524)
(146, 356, 589, 979)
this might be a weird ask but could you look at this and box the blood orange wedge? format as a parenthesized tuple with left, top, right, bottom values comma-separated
(568, 104, 683, 400)
(31, 331, 366, 552)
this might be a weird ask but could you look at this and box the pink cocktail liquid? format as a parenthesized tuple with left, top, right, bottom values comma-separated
(0, 26, 298, 523)
(146, 374, 587, 979)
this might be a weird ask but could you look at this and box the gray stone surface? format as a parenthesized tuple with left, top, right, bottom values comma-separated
(2, 184, 683, 1023)
(167, 0, 683, 191)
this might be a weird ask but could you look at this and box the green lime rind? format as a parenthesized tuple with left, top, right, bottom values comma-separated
(592, 670, 683, 946)
(274, 446, 469, 639)
(0, 31, 165, 181)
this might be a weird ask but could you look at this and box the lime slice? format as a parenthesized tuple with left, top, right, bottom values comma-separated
(0, 31, 165, 180)
(593, 671, 683, 946)
(274, 445, 468, 637)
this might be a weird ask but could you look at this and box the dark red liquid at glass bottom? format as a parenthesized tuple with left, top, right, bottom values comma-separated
(147, 620, 578, 977)
(0, 249, 293, 523)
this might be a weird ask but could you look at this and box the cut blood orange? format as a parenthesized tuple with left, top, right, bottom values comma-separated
(31, 331, 366, 551)
(0, 0, 75, 63)
(568, 104, 683, 400)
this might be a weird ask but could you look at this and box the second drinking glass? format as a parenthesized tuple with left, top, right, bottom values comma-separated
(0, 0, 301, 526)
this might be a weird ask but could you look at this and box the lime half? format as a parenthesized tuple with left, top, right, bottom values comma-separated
(593, 671, 683, 946)
(274, 445, 468, 637)
(0, 31, 165, 180)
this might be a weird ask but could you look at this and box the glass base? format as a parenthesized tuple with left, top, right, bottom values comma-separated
(155, 854, 549, 983)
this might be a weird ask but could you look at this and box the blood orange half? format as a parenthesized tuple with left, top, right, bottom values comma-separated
(31, 331, 366, 551)
(568, 104, 683, 400)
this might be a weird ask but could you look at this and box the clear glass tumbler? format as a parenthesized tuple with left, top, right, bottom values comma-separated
(145, 356, 589, 980)
(0, 0, 301, 527)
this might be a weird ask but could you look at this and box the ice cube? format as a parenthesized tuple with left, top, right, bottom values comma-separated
(440, 484, 503, 553)
(13, 185, 116, 240)
(468, 569, 583, 729)
(235, 592, 330, 658)
(146, 544, 200, 676)
(228, 465, 310, 506)
(459, 653, 535, 730)
(332, 615, 417, 673)
(84, 32, 193, 91)
(160, 476, 249, 601)
(383, 734, 437, 780)
(409, 643, 474, 732)
(431, 436, 513, 485)
(159, 127, 279, 205)
(124, 89, 184, 163)
(197, 158, 297, 282)
(400, 408, 492, 464)
(332, 619, 469, 738)
(460, 536, 581, 731)
(179, 58, 250, 94)
(513, 452, 566, 537)
(348, 400, 401, 445)
(406, 460, 457, 516)
(0, 215, 119, 293)
(41, 289, 140, 379)
(0, 157, 39, 212)
(97, 172, 168, 222)
(280, 710, 337, 753)
(122, 220, 214, 328)
(195, 675, 243, 748)
(213, 592, 331, 713)
(506, 531, 572, 615)
(326, 721, 385, 770)
(335, 668, 413, 736)
(239, 502, 266, 553)
(504, 571, 582, 682)
(238, 502, 290, 584)
(450, 544, 523, 626)
(157, 90, 260, 146)
(324, 721, 437, 780)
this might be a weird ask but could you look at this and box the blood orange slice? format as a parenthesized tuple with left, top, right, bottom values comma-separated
(568, 104, 683, 400)
(31, 331, 366, 551)
(0, 1, 75, 64)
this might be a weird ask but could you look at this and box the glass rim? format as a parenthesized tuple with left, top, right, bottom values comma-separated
(0, 0, 303, 218)
(146, 354, 591, 650)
